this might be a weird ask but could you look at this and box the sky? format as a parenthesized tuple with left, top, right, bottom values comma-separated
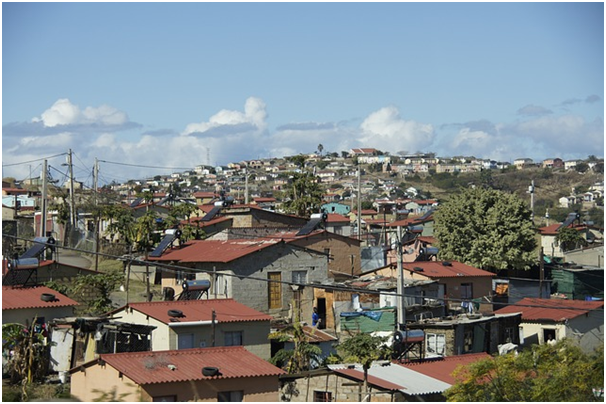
(2, 2, 604, 186)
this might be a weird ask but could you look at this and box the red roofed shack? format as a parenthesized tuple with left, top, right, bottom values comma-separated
(69, 346, 285, 402)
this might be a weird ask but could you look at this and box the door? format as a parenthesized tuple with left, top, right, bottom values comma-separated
(268, 272, 282, 309)
(177, 333, 194, 350)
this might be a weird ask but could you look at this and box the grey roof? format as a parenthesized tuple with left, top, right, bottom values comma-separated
(328, 363, 451, 396)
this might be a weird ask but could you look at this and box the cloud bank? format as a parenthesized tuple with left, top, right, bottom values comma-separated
(2, 96, 602, 183)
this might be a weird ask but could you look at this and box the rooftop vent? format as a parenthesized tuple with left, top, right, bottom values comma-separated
(413, 267, 424, 272)
(441, 261, 452, 266)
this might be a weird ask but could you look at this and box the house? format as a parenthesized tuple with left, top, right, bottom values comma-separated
(150, 238, 328, 325)
(208, 227, 362, 282)
(349, 148, 378, 156)
(252, 197, 277, 210)
(538, 221, 592, 258)
(495, 298, 604, 353)
(548, 262, 604, 300)
(280, 354, 490, 402)
(542, 158, 564, 169)
(108, 299, 272, 360)
(48, 317, 156, 374)
(401, 261, 496, 314)
(69, 346, 285, 402)
(324, 213, 353, 237)
(514, 158, 534, 169)
(406, 312, 522, 358)
(321, 202, 351, 216)
(2, 285, 79, 326)
(3, 259, 98, 287)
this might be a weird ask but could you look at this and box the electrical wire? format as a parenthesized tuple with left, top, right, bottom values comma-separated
(98, 159, 193, 171)
(1, 152, 68, 168)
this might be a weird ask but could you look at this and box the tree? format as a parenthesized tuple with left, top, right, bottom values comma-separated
(555, 227, 587, 251)
(445, 339, 604, 402)
(434, 187, 537, 272)
(288, 154, 307, 169)
(47, 269, 124, 315)
(2, 318, 50, 398)
(337, 334, 391, 401)
(282, 172, 324, 217)
(268, 321, 322, 374)
(317, 144, 324, 156)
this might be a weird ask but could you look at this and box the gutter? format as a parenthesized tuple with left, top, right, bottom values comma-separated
(167, 320, 216, 327)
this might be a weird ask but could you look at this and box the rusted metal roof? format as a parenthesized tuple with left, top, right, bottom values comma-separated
(325, 213, 350, 223)
(332, 368, 404, 391)
(79, 346, 284, 384)
(402, 261, 495, 278)
(495, 297, 604, 322)
(2, 285, 79, 310)
(121, 299, 272, 324)
(148, 238, 280, 263)
(401, 352, 490, 384)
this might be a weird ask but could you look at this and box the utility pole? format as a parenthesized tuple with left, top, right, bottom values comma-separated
(244, 167, 249, 205)
(529, 180, 535, 222)
(539, 247, 544, 298)
(41, 160, 48, 237)
(93, 158, 100, 272)
(357, 167, 362, 241)
(396, 226, 406, 330)
(67, 149, 76, 228)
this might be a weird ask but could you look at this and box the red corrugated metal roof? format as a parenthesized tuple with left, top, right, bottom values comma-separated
(332, 368, 403, 391)
(2, 286, 79, 310)
(326, 213, 349, 223)
(121, 299, 271, 324)
(495, 298, 604, 322)
(149, 238, 281, 263)
(85, 346, 284, 384)
(402, 261, 495, 278)
(179, 216, 232, 227)
(539, 223, 586, 235)
(400, 353, 490, 384)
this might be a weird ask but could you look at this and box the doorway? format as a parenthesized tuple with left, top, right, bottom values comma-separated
(317, 298, 327, 330)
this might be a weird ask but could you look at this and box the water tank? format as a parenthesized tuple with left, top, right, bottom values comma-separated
(182, 279, 211, 292)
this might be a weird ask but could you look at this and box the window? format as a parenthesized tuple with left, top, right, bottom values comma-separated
(175, 271, 195, 282)
(268, 272, 282, 309)
(218, 391, 243, 402)
(426, 333, 446, 356)
(292, 270, 307, 284)
(153, 395, 176, 402)
(460, 283, 473, 299)
(224, 331, 243, 346)
(314, 391, 333, 402)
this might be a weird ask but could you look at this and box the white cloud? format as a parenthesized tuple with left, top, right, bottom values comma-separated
(32, 98, 128, 127)
(183, 97, 267, 135)
(359, 106, 435, 152)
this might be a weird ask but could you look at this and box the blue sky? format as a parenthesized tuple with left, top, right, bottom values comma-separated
(2, 2, 604, 184)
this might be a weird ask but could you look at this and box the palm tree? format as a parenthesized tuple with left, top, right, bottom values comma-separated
(556, 227, 587, 251)
(317, 144, 324, 156)
(337, 333, 391, 401)
(268, 319, 322, 374)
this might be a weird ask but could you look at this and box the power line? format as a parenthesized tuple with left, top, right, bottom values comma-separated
(1, 152, 68, 167)
(98, 159, 193, 171)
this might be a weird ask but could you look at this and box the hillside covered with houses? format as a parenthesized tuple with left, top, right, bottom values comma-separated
(2, 148, 604, 402)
